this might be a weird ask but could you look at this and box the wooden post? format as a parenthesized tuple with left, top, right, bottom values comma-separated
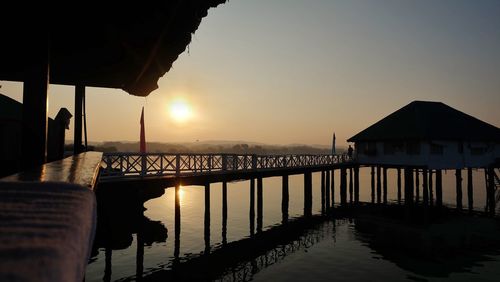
(487, 168, 495, 216)
(354, 166, 360, 205)
(257, 177, 263, 232)
(325, 170, 331, 209)
(282, 175, 289, 223)
(467, 168, 473, 213)
(456, 169, 463, 210)
(404, 167, 414, 206)
(74, 85, 84, 155)
(371, 166, 375, 203)
(383, 167, 387, 204)
(349, 167, 353, 204)
(304, 172, 312, 217)
(397, 168, 402, 204)
(204, 183, 211, 253)
(21, 40, 49, 169)
(321, 171, 326, 213)
(174, 183, 181, 259)
(249, 178, 255, 236)
(376, 166, 382, 204)
(436, 170, 443, 207)
(429, 170, 434, 206)
(222, 181, 228, 245)
(340, 168, 347, 206)
(415, 169, 420, 204)
(331, 169, 335, 207)
(422, 168, 429, 206)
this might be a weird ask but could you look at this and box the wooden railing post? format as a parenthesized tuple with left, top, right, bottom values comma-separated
(252, 154, 257, 170)
(222, 154, 227, 171)
(176, 154, 180, 176)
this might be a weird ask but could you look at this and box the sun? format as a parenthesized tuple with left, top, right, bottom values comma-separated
(169, 100, 192, 123)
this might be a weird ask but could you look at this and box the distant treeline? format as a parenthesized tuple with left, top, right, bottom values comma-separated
(83, 141, 345, 155)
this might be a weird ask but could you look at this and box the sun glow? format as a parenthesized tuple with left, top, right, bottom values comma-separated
(169, 100, 192, 123)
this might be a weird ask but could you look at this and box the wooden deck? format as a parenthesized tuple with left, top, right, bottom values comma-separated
(0, 152, 102, 282)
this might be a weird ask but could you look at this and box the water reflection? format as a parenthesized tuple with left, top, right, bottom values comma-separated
(87, 169, 499, 281)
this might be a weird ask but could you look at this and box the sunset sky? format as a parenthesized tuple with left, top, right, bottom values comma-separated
(1, 0, 499, 147)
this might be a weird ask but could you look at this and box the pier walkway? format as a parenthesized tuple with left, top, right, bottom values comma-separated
(99, 152, 353, 186)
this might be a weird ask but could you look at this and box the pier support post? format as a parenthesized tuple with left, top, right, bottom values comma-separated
(304, 172, 313, 216)
(340, 168, 347, 206)
(371, 166, 375, 203)
(282, 175, 289, 223)
(249, 178, 255, 236)
(204, 183, 211, 254)
(321, 171, 326, 213)
(325, 170, 331, 209)
(415, 169, 420, 204)
(429, 170, 434, 206)
(423, 168, 429, 206)
(354, 166, 360, 205)
(383, 167, 387, 204)
(467, 168, 473, 213)
(377, 166, 382, 204)
(349, 168, 353, 204)
(397, 168, 402, 204)
(257, 177, 263, 232)
(404, 167, 414, 206)
(456, 169, 463, 210)
(331, 169, 335, 207)
(74, 85, 84, 155)
(436, 170, 443, 208)
(222, 181, 228, 245)
(487, 168, 496, 216)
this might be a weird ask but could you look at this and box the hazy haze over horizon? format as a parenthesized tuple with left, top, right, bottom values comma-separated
(1, 0, 499, 147)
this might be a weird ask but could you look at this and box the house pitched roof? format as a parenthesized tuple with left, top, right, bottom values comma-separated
(347, 101, 500, 142)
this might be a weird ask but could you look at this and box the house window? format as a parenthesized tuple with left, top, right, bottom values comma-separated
(430, 143, 443, 155)
(406, 142, 420, 155)
(361, 142, 377, 156)
(383, 142, 394, 155)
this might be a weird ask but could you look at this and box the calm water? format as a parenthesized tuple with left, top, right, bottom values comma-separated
(86, 168, 500, 281)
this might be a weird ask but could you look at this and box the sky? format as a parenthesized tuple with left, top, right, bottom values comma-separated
(1, 0, 499, 147)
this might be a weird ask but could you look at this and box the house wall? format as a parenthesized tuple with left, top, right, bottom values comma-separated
(355, 140, 499, 169)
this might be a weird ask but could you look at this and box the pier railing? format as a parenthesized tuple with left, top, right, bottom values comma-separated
(100, 153, 350, 180)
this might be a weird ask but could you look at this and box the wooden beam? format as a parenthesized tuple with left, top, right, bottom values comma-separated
(74, 85, 84, 154)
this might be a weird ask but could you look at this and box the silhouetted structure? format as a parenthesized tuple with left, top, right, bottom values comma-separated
(348, 101, 500, 214)
(0, 94, 72, 177)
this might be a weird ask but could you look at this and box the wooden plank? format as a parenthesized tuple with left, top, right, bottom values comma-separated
(2, 152, 102, 190)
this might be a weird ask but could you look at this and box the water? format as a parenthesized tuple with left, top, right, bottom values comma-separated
(86, 168, 500, 281)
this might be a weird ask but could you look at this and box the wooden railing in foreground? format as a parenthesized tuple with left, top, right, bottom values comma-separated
(100, 153, 351, 180)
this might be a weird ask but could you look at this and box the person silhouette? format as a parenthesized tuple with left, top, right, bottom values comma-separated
(347, 145, 354, 159)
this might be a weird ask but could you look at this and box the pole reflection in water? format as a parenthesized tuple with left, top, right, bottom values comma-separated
(222, 181, 228, 245)
(136, 213, 144, 281)
(103, 247, 112, 282)
(204, 183, 211, 254)
(174, 184, 181, 261)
